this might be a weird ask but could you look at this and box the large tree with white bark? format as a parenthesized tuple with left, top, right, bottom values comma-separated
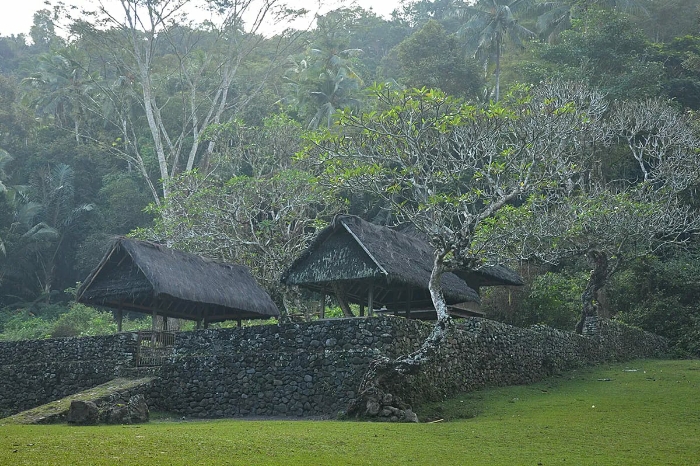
(62, 0, 305, 204)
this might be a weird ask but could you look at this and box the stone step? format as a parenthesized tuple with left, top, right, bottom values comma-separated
(0, 376, 156, 425)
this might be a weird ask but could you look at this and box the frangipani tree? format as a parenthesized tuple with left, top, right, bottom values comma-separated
(145, 114, 339, 317)
(485, 97, 700, 333)
(312, 81, 608, 372)
(490, 188, 700, 333)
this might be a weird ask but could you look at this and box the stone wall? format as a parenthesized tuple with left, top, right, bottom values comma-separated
(384, 318, 669, 406)
(0, 317, 668, 419)
(0, 333, 137, 417)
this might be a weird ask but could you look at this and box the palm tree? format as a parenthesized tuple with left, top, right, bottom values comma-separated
(2, 164, 93, 299)
(22, 50, 94, 143)
(459, 0, 535, 101)
(0, 148, 13, 256)
(282, 10, 365, 129)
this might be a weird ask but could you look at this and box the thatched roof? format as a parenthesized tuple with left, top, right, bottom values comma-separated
(281, 215, 480, 310)
(394, 223, 524, 289)
(455, 265, 524, 289)
(77, 237, 279, 322)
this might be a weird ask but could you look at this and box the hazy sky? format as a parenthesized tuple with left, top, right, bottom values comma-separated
(0, 0, 403, 38)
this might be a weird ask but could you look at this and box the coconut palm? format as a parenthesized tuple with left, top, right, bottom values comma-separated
(22, 50, 94, 143)
(459, 0, 535, 102)
(0, 148, 13, 256)
(2, 163, 93, 299)
(282, 10, 365, 129)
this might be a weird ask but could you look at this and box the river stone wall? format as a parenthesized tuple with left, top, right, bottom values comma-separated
(0, 317, 668, 419)
(0, 333, 137, 417)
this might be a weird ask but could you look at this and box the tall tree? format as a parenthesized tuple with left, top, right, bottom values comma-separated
(147, 114, 339, 316)
(1, 163, 94, 301)
(0, 148, 13, 256)
(459, 0, 534, 101)
(533, 8, 664, 100)
(385, 20, 484, 99)
(282, 9, 366, 129)
(64, 0, 305, 203)
(22, 49, 94, 143)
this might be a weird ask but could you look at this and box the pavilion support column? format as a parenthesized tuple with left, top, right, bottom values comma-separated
(237, 319, 242, 328)
(367, 285, 374, 317)
(116, 308, 123, 332)
(319, 289, 326, 319)
(152, 309, 157, 331)
(360, 303, 365, 317)
(196, 319, 201, 330)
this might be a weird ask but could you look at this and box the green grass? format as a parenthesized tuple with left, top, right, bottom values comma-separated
(1, 359, 698, 465)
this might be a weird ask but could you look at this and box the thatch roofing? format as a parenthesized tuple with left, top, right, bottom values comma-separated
(77, 237, 279, 322)
(394, 223, 524, 289)
(281, 215, 480, 310)
(455, 265, 524, 288)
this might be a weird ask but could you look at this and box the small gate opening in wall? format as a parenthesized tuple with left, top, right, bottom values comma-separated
(136, 331, 176, 366)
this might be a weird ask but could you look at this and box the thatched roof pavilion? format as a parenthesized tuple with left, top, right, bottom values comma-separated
(77, 237, 279, 328)
(281, 215, 481, 318)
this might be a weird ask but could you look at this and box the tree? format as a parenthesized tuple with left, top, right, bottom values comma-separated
(1, 163, 94, 301)
(533, 8, 664, 101)
(312, 81, 607, 374)
(496, 190, 700, 333)
(0, 148, 13, 256)
(485, 98, 700, 333)
(459, 0, 535, 101)
(384, 20, 484, 99)
(29, 8, 65, 53)
(282, 9, 366, 129)
(145, 114, 339, 316)
(22, 49, 94, 143)
(399, 0, 465, 27)
(63, 0, 305, 203)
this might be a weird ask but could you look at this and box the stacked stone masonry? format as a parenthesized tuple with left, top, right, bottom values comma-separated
(0, 317, 668, 419)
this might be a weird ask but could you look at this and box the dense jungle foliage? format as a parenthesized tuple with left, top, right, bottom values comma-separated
(2, 0, 700, 356)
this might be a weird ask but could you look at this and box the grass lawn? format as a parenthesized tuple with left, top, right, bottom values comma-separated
(1, 359, 698, 465)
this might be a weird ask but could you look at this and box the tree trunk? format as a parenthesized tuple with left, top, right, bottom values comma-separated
(494, 37, 502, 103)
(576, 249, 608, 334)
(346, 253, 453, 420)
(332, 283, 356, 317)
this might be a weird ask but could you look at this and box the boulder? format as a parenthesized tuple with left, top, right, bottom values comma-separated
(106, 394, 149, 424)
(128, 394, 149, 423)
(67, 400, 99, 425)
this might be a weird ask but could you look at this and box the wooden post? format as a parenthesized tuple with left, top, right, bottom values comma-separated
(237, 319, 242, 328)
(360, 303, 365, 317)
(196, 319, 201, 330)
(116, 309, 123, 332)
(152, 309, 157, 330)
(320, 289, 326, 319)
(368, 285, 374, 317)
